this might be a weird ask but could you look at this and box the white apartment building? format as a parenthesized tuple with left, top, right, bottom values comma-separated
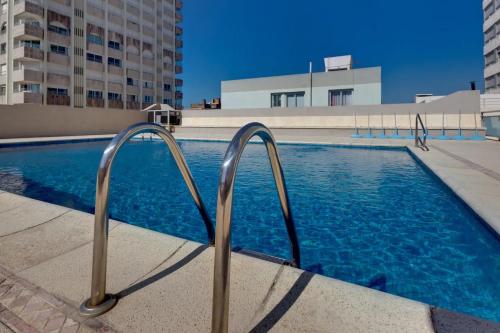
(484, 0, 500, 93)
(221, 56, 381, 110)
(0, 0, 183, 110)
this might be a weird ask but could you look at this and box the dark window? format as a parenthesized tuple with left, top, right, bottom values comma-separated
(48, 24, 69, 36)
(107, 57, 121, 67)
(86, 53, 102, 63)
(50, 44, 67, 55)
(87, 90, 103, 99)
(163, 83, 171, 91)
(47, 88, 68, 96)
(108, 41, 120, 50)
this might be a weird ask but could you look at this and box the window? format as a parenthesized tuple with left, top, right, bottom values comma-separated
(48, 24, 69, 36)
(0, 43, 5, 55)
(127, 77, 138, 86)
(271, 92, 304, 108)
(50, 44, 68, 55)
(329, 89, 353, 106)
(86, 53, 102, 63)
(19, 40, 40, 48)
(0, 84, 5, 96)
(108, 92, 122, 101)
(143, 81, 153, 89)
(163, 98, 172, 105)
(47, 88, 68, 96)
(87, 34, 104, 45)
(0, 22, 6, 34)
(0, 64, 6, 75)
(18, 84, 40, 93)
(108, 57, 121, 67)
(87, 90, 103, 99)
(143, 95, 153, 103)
(271, 93, 281, 108)
(127, 94, 137, 102)
(108, 41, 120, 50)
(163, 83, 171, 91)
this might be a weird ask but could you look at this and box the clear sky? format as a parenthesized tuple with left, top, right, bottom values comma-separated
(181, 0, 484, 106)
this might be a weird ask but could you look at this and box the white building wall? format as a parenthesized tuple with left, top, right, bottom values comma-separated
(221, 67, 381, 109)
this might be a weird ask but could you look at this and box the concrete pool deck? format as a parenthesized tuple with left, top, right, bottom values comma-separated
(0, 134, 500, 332)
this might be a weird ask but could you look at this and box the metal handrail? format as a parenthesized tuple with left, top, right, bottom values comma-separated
(415, 113, 429, 151)
(211, 122, 301, 333)
(80, 122, 215, 317)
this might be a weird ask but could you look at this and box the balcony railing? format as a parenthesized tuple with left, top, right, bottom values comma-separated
(175, 12, 183, 23)
(87, 97, 105, 108)
(126, 101, 141, 109)
(13, 46, 44, 60)
(47, 94, 70, 106)
(13, 1, 44, 18)
(175, 0, 183, 10)
(175, 26, 183, 35)
(14, 23, 44, 39)
(175, 52, 183, 61)
(175, 91, 183, 99)
(175, 39, 183, 49)
(175, 65, 183, 74)
(175, 78, 183, 87)
(108, 100, 123, 109)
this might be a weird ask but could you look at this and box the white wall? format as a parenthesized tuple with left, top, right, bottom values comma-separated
(222, 82, 381, 109)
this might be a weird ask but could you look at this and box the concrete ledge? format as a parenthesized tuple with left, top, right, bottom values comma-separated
(0, 192, 499, 332)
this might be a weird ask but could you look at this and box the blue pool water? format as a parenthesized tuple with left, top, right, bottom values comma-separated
(0, 140, 499, 322)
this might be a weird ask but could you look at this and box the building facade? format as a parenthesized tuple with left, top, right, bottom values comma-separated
(484, 0, 500, 93)
(0, 0, 183, 109)
(221, 57, 381, 110)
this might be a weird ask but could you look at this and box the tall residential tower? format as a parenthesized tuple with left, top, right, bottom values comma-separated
(0, 0, 183, 109)
(484, 0, 500, 93)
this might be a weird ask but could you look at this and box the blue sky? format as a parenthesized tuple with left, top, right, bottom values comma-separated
(181, 0, 483, 106)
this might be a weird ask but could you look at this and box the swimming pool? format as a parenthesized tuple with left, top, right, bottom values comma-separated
(0, 139, 498, 322)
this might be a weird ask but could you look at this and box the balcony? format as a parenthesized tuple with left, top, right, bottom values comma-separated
(86, 97, 104, 108)
(47, 52, 70, 66)
(175, 0, 183, 10)
(175, 26, 183, 35)
(12, 68, 43, 82)
(86, 60, 104, 72)
(175, 39, 183, 49)
(12, 46, 44, 61)
(126, 52, 141, 64)
(175, 52, 183, 61)
(175, 91, 183, 99)
(108, 100, 123, 109)
(126, 101, 140, 109)
(47, 94, 70, 105)
(47, 31, 70, 46)
(175, 12, 183, 23)
(13, 1, 44, 18)
(175, 65, 183, 74)
(13, 23, 44, 40)
(175, 78, 183, 86)
(12, 91, 43, 104)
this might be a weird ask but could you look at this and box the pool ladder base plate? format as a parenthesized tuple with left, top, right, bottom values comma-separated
(79, 294, 117, 318)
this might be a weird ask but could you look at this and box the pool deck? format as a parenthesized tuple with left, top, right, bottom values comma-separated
(0, 134, 500, 332)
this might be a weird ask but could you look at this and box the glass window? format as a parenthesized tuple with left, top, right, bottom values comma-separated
(87, 90, 103, 99)
(48, 25, 69, 36)
(87, 34, 104, 45)
(271, 93, 281, 107)
(50, 44, 68, 55)
(143, 81, 153, 89)
(86, 53, 102, 63)
(108, 92, 122, 101)
(163, 83, 171, 91)
(108, 41, 120, 50)
(329, 89, 353, 106)
(143, 95, 153, 103)
(108, 57, 121, 67)
(47, 87, 68, 96)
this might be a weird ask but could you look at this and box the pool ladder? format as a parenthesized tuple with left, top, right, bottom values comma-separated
(80, 122, 301, 333)
(415, 113, 429, 151)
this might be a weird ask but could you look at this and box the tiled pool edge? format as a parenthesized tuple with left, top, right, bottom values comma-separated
(2, 192, 498, 332)
(408, 145, 500, 237)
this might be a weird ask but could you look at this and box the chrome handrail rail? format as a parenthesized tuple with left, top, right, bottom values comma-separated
(211, 122, 301, 333)
(80, 122, 215, 317)
(415, 113, 429, 151)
